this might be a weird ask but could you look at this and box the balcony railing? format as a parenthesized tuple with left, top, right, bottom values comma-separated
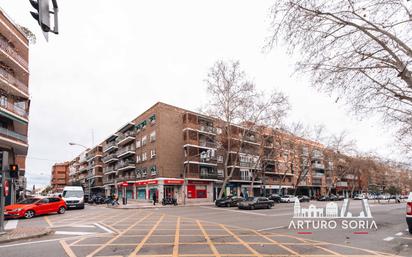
(118, 145, 136, 158)
(200, 170, 219, 179)
(118, 173, 137, 181)
(103, 166, 116, 174)
(312, 178, 323, 185)
(1, 101, 25, 119)
(103, 177, 115, 184)
(199, 141, 216, 148)
(312, 172, 325, 177)
(0, 126, 27, 143)
(312, 163, 325, 170)
(0, 38, 28, 70)
(200, 125, 216, 134)
(117, 130, 136, 145)
(102, 154, 118, 163)
(118, 160, 136, 170)
(336, 181, 348, 187)
(0, 67, 28, 95)
(103, 141, 118, 152)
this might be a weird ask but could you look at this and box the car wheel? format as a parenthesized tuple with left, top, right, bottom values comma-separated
(24, 210, 35, 219)
(58, 206, 66, 214)
(250, 205, 255, 210)
(267, 204, 271, 209)
(226, 203, 231, 208)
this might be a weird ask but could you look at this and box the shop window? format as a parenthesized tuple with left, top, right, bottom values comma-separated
(187, 185, 207, 198)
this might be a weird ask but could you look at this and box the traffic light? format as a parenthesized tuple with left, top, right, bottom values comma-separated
(29, 0, 59, 41)
(9, 164, 18, 178)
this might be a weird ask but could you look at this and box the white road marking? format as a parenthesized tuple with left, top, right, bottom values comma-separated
(93, 223, 114, 234)
(257, 226, 286, 231)
(396, 232, 403, 236)
(383, 237, 394, 241)
(4, 220, 18, 230)
(0, 234, 109, 248)
(55, 231, 96, 236)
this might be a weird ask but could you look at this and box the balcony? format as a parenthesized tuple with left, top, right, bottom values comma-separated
(117, 173, 137, 181)
(200, 125, 216, 134)
(117, 145, 136, 158)
(103, 177, 115, 184)
(117, 160, 136, 171)
(312, 172, 325, 178)
(199, 141, 216, 148)
(117, 130, 136, 146)
(312, 178, 323, 186)
(0, 126, 27, 143)
(185, 156, 217, 166)
(102, 154, 118, 164)
(103, 141, 118, 153)
(0, 67, 28, 97)
(200, 169, 219, 180)
(312, 163, 325, 170)
(0, 37, 28, 71)
(103, 166, 116, 174)
(336, 181, 348, 187)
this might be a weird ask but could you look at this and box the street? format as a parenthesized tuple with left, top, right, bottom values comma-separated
(0, 201, 410, 257)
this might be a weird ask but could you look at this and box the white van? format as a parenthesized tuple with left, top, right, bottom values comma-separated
(62, 186, 85, 209)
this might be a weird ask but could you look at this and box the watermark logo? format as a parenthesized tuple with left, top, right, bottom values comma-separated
(288, 198, 377, 232)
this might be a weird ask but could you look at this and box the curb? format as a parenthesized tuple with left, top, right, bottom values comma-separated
(0, 228, 53, 244)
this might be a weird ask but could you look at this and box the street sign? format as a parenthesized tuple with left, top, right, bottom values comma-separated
(4, 180, 8, 197)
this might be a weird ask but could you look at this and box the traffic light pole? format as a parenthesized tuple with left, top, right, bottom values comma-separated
(0, 151, 9, 234)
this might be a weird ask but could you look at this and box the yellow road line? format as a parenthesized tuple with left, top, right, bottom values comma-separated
(251, 230, 299, 256)
(60, 240, 77, 257)
(128, 214, 165, 256)
(173, 217, 180, 257)
(197, 220, 221, 257)
(44, 216, 53, 227)
(86, 211, 150, 257)
(220, 225, 262, 257)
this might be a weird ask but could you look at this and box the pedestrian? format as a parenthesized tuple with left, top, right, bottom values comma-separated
(240, 191, 244, 198)
(244, 191, 249, 200)
(152, 192, 157, 206)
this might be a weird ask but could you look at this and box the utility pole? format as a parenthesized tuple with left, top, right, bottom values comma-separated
(0, 151, 9, 234)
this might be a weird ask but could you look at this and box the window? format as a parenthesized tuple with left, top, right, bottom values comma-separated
(216, 128, 222, 134)
(142, 168, 147, 177)
(48, 198, 60, 203)
(136, 155, 141, 163)
(149, 114, 156, 124)
(142, 152, 147, 161)
(150, 131, 156, 142)
(187, 185, 207, 198)
(136, 140, 141, 148)
(150, 166, 157, 176)
(142, 136, 147, 146)
(217, 155, 223, 163)
(150, 149, 156, 159)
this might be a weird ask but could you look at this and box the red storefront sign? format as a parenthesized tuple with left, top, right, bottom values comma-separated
(135, 180, 159, 186)
(164, 179, 184, 185)
(121, 182, 128, 187)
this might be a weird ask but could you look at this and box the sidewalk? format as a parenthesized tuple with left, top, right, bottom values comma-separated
(106, 200, 214, 209)
(0, 227, 52, 244)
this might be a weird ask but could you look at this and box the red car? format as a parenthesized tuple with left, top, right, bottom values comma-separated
(4, 197, 67, 219)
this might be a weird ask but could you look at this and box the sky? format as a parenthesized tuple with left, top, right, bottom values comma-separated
(1, 0, 400, 188)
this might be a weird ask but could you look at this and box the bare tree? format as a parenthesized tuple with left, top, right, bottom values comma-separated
(205, 60, 290, 199)
(268, 0, 412, 151)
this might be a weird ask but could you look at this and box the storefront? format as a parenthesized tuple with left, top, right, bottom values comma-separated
(185, 180, 214, 203)
(133, 178, 184, 203)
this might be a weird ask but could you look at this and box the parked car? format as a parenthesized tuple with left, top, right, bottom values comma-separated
(329, 194, 338, 201)
(338, 195, 345, 201)
(354, 194, 366, 200)
(268, 194, 282, 203)
(407, 192, 412, 234)
(317, 195, 329, 201)
(4, 197, 67, 219)
(62, 186, 85, 209)
(298, 195, 310, 202)
(238, 197, 274, 210)
(280, 195, 297, 203)
(215, 196, 244, 207)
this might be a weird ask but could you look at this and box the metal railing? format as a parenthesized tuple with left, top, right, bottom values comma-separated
(117, 130, 136, 142)
(102, 154, 118, 163)
(103, 141, 117, 152)
(0, 67, 28, 95)
(118, 145, 136, 156)
(199, 141, 216, 148)
(0, 38, 28, 70)
(200, 125, 216, 133)
(0, 100, 28, 119)
(0, 126, 27, 142)
(118, 159, 136, 169)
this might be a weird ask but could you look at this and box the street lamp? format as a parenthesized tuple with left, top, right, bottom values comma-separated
(68, 142, 88, 150)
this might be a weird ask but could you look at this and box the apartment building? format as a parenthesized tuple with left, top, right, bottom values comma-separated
(51, 162, 69, 192)
(0, 9, 30, 203)
(85, 145, 104, 196)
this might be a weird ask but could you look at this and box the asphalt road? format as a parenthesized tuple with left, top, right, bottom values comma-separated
(0, 200, 410, 257)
